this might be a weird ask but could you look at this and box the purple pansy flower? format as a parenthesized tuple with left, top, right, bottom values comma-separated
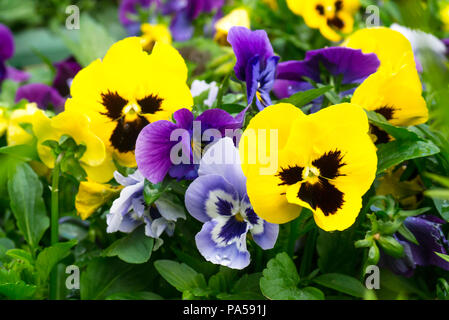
(185, 137, 279, 269)
(273, 47, 380, 112)
(380, 215, 449, 277)
(107, 170, 185, 248)
(0, 24, 29, 84)
(52, 57, 82, 97)
(15, 83, 65, 111)
(228, 26, 280, 111)
(119, 0, 160, 35)
(136, 107, 247, 184)
(164, 0, 224, 42)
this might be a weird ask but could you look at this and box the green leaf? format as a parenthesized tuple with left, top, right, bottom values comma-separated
(376, 140, 440, 174)
(6, 249, 33, 266)
(397, 225, 419, 245)
(279, 86, 332, 107)
(0, 0, 39, 26)
(106, 291, 163, 300)
(103, 227, 154, 264)
(208, 267, 238, 294)
(260, 252, 323, 300)
(316, 227, 359, 274)
(425, 173, 449, 188)
(0, 144, 38, 162)
(9, 28, 70, 67)
(55, 14, 116, 67)
(154, 260, 207, 293)
(425, 189, 449, 200)
(435, 252, 449, 263)
(0, 238, 15, 262)
(143, 180, 170, 205)
(377, 235, 404, 258)
(36, 240, 77, 282)
(313, 273, 366, 298)
(81, 257, 156, 300)
(0, 281, 37, 300)
(366, 111, 420, 141)
(7, 162, 49, 248)
(0, 80, 20, 106)
(433, 198, 449, 222)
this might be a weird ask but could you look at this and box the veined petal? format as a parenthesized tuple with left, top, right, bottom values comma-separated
(199, 137, 247, 197)
(227, 26, 273, 81)
(195, 219, 250, 269)
(135, 120, 179, 183)
(185, 174, 239, 223)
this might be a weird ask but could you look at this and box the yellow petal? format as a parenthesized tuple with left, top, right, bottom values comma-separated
(140, 23, 172, 51)
(343, 27, 416, 73)
(239, 103, 306, 176)
(75, 180, 122, 220)
(214, 8, 250, 45)
(286, 0, 305, 15)
(51, 110, 106, 167)
(352, 68, 428, 126)
(66, 37, 193, 165)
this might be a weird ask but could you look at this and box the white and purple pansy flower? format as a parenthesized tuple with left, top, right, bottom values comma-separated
(185, 137, 279, 269)
(228, 26, 280, 111)
(135, 107, 247, 184)
(106, 170, 185, 248)
(273, 47, 380, 112)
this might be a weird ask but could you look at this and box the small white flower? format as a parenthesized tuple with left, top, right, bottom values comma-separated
(191, 80, 219, 107)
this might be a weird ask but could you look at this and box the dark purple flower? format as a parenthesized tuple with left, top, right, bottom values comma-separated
(119, 0, 160, 35)
(228, 26, 280, 111)
(381, 215, 449, 277)
(165, 0, 224, 42)
(0, 24, 29, 84)
(15, 83, 65, 111)
(52, 57, 82, 97)
(185, 138, 278, 269)
(135, 107, 247, 184)
(273, 47, 380, 112)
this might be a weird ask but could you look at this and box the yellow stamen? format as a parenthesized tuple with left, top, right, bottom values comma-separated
(235, 212, 245, 222)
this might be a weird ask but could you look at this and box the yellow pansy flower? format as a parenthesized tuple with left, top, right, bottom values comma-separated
(32, 109, 114, 183)
(345, 28, 428, 143)
(343, 27, 417, 74)
(287, 0, 360, 42)
(75, 179, 122, 220)
(65, 37, 193, 174)
(441, 3, 449, 31)
(140, 23, 172, 51)
(239, 103, 377, 231)
(376, 166, 424, 209)
(214, 8, 251, 45)
(0, 103, 39, 146)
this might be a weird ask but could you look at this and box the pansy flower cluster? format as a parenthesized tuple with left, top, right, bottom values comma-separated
(1, 0, 449, 301)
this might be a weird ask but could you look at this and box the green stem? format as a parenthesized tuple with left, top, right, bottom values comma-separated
(49, 153, 62, 300)
(299, 227, 318, 279)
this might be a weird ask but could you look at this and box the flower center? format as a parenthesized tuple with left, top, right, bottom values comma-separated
(234, 212, 245, 222)
(123, 103, 142, 121)
(303, 165, 320, 178)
